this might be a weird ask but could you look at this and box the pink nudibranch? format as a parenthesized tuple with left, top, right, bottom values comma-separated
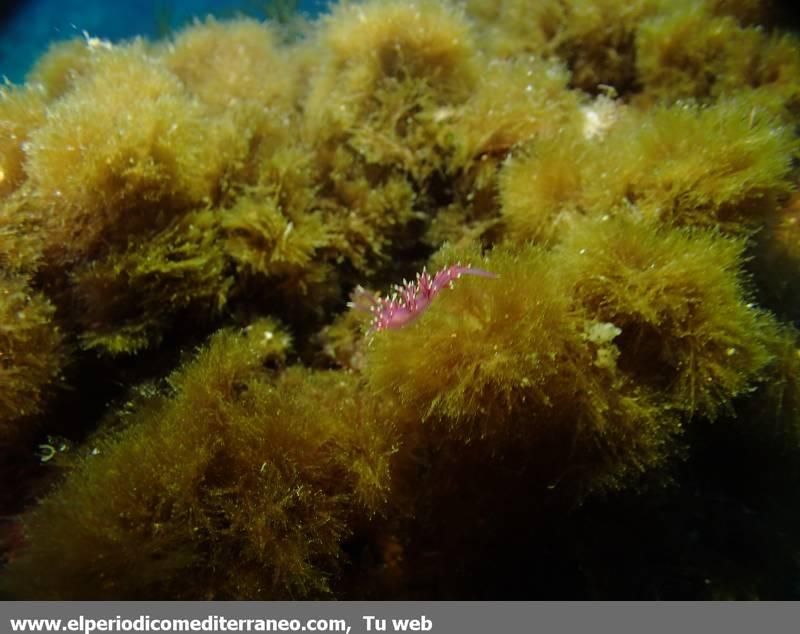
(350, 264, 498, 333)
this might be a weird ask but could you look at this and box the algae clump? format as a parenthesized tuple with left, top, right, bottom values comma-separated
(2, 322, 393, 599)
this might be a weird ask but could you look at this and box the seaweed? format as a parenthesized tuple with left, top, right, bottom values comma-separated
(1, 0, 800, 600)
(0, 275, 65, 443)
(2, 322, 394, 599)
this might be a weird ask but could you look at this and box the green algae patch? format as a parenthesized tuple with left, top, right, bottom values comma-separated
(557, 216, 779, 419)
(365, 244, 679, 498)
(2, 322, 394, 599)
(500, 97, 798, 247)
(0, 85, 48, 201)
(0, 275, 66, 442)
(74, 209, 233, 355)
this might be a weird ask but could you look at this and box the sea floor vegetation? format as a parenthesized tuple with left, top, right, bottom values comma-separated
(1, 0, 800, 599)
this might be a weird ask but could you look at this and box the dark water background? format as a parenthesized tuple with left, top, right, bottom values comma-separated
(0, 0, 327, 84)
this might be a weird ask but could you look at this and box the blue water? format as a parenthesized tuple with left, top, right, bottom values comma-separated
(0, 0, 328, 84)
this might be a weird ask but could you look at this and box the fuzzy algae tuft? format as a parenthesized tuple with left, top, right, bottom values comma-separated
(2, 322, 394, 599)
(1, 0, 800, 599)
(0, 275, 65, 443)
